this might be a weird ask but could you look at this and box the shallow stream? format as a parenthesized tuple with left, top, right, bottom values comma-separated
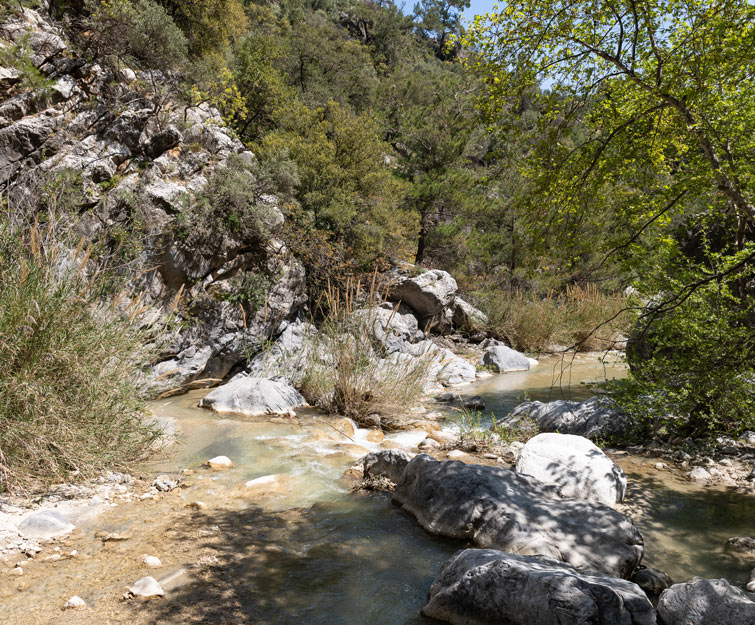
(2, 355, 753, 624)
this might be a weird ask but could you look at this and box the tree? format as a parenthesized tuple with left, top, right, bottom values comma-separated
(413, 0, 470, 60)
(463, 1, 755, 435)
(463, 1, 755, 249)
(156, 0, 248, 61)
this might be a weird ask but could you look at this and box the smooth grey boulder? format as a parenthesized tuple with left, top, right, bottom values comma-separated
(507, 395, 631, 441)
(657, 578, 755, 625)
(515, 433, 626, 505)
(198, 376, 305, 416)
(481, 345, 530, 372)
(422, 549, 656, 625)
(392, 455, 643, 578)
(389, 269, 457, 332)
(361, 449, 412, 484)
(17, 510, 74, 539)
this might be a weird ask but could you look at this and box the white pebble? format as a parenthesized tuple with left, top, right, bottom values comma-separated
(206, 456, 233, 470)
(64, 595, 86, 609)
(143, 555, 162, 568)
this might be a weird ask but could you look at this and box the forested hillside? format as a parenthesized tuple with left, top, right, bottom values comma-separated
(1, 0, 754, 495)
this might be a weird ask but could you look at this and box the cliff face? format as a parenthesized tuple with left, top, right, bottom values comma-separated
(0, 5, 306, 393)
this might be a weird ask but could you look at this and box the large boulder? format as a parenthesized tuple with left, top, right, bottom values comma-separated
(389, 269, 457, 333)
(401, 340, 476, 388)
(422, 549, 656, 625)
(507, 396, 632, 442)
(657, 578, 755, 625)
(245, 319, 317, 381)
(515, 433, 626, 506)
(392, 455, 643, 578)
(481, 345, 531, 373)
(452, 296, 488, 333)
(361, 449, 412, 484)
(198, 376, 305, 416)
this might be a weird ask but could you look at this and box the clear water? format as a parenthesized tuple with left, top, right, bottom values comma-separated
(3, 357, 752, 624)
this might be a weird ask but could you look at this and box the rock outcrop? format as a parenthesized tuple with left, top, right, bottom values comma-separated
(0, 7, 306, 393)
(515, 433, 626, 505)
(388, 269, 486, 336)
(198, 376, 305, 416)
(392, 454, 644, 578)
(657, 578, 755, 625)
(507, 396, 632, 441)
(422, 549, 656, 625)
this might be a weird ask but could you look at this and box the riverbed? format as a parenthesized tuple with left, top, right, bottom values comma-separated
(1, 354, 753, 624)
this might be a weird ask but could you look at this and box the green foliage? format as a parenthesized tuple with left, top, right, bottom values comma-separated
(451, 405, 539, 450)
(462, 0, 755, 435)
(0, 218, 159, 492)
(0, 34, 54, 92)
(413, 0, 470, 60)
(261, 99, 414, 263)
(86, 0, 188, 70)
(174, 154, 278, 250)
(155, 0, 248, 62)
(220, 268, 271, 311)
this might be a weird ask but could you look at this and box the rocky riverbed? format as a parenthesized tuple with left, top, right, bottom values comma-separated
(2, 359, 754, 624)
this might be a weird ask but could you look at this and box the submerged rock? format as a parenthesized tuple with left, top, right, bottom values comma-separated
(199, 376, 305, 416)
(422, 549, 656, 625)
(392, 455, 643, 578)
(657, 578, 755, 625)
(17, 510, 74, 539)
(481, 345, 531, 373)
(507, 395, 631, 441)
(515, 433, 626, 505)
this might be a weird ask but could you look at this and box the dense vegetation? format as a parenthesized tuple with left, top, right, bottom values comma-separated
(3, 0, 754, 457)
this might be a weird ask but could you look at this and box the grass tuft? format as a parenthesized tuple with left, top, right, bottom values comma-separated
(0, 218, 160, 493)
(477, 284, 632, 353)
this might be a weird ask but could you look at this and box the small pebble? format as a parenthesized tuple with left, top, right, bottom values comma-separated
(206, 456, 233, 470)
(9, 567, 23, 576)
(143, 555, 162, 568)
(64, 595, 86, 609)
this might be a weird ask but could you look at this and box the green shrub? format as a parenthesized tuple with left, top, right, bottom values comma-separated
(452, 406, 538, 450)
(173, 155, 278, 252)
(0, 220, 159, 493)
(86, 0, 188, 70)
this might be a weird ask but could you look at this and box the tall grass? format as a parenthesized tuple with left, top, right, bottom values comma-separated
(299, 275, 429, 429)
(478, 284, 632, 352)
(0, 219, 160, 493)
